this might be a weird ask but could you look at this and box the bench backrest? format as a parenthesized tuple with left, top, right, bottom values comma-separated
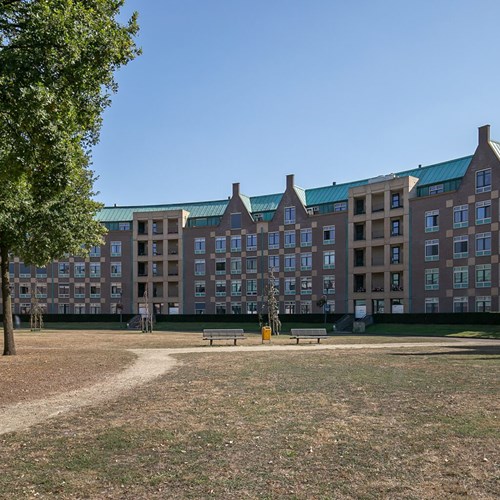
(290, 328, 327, 336)
(203, 329, 245, 337)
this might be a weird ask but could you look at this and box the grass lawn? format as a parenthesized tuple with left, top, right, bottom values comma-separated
(367, 323, 500, 339)
(0, 331, 498, 499)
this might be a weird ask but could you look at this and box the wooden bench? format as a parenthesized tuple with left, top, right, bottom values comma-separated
(290, 328, 328, 344)
(202, 329, 245, 346)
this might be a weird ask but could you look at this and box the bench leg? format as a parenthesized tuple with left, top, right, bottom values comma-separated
(234, 339, 237, 346)
(318, 338, 321, 344)
(210, 339, 213, 346)
(296, 338, 299, 345)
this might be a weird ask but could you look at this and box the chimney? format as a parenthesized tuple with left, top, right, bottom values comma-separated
(479, 124, 490, 145)
(232, 182, 240, 197)
(286, 174, 294, 190)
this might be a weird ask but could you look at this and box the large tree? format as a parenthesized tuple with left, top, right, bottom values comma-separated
(0, 0, 140, 354)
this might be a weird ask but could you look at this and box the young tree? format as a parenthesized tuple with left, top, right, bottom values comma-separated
(0, 0, 140, 355)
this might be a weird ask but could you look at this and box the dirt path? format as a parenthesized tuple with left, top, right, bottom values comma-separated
(1, 339, 498, 435)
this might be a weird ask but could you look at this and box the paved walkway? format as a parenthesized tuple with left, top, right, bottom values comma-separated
(1, 338, 498, 435)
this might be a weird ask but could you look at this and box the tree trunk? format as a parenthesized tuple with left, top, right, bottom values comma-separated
(1, 245, 16, 356)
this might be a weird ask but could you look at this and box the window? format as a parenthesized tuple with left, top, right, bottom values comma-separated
(194, 238, 206, 254)
(391, 246, 401, 264)
(354, 198, 365, 215)
(231, 257, 242, 274)
(284, 254, 296, 271)
(268, 255, 280, 272)
(323, 276, 335, 294)
(195, 303, 206, 315)
(300, 253, 312, 271)
(476, 168, 491, 194)
(231, 280, 242, 296)
(246, 257, 257, 273)
(74, 262, 85, 278)
(475, 264, 491, 288)
(391, 193, 401, 209)
(428, 184, 444, 195)
(453, 266, 468, 289)
(246, 302, 258, 314)
(323, 225, 335, 244)
(59, 304, 70, 314)
(111, 283, 122, 298)
(90, 284, 101, 298)
(74, 284, 85, 299)
(89, 246, 100, 257)
(425, 240, 439, 261)
(19, 263, 31, 278)
(268, 232, 279, 250)
(271, 278, 280, 293)
(323, 251, 335, 269)
(215, 281, 226, 297)
(453, 297, 468, 313)
(90, 263, 101, 278)
(476, 200, 491, 224)
(246, 234, 257, 251)
(284, 277, 296, 295)
(119, 222, 130, 231)
(90, 304, 101, 314)
(216, 259, 226, 275)
(300, 228, 312, 247)
(475, 232, 491, 256)
(284, 230, 296, 248)
(195, 281, 206, 297)
(284, 206, 296, 224)
(230, 235, 242, 252)
(391, 219, 401, 236)
(425, 298, 439, 313)
(215, 303, 226, 314)
(36, 266, 47, 278)
(424, 269, 439, 290)
(19, 285, 29, 298)
(453, 236, 468, 258)
(111, 241, 122, 257)
(425, 210, 439, 232)
(300, 301, 312, 314)
(334, 202, 347, 212)
(59, 284, 70, 298)
(111, 262, 122, 277)
(246, 279, 257, 296)
(300, 276, 312, 295)
(453, 205, 468, 228)
(231, 303, 242, 314)
(476, 296, 491, 312)
(230, 212, 242, 229)
(390, 273, 403, 291)
(285, 301, 296, 314)
(58, 262, 70, 277)
(215, 237, 226, 253)
(74, 304, 86, 314)
(194, 259, 205, 276)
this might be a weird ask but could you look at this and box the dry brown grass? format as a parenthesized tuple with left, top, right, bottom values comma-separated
(0, 330, 498, 499)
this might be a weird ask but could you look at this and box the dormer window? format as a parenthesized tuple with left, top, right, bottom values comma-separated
(230, 212, 241, 229)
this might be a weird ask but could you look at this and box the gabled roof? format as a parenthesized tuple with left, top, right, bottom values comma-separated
(96, 155, 474, 223)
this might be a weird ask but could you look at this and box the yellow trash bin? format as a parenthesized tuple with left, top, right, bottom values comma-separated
(262, 326, 271, 343)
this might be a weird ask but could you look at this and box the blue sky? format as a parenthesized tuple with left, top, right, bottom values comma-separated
(92, 0, 500, 207)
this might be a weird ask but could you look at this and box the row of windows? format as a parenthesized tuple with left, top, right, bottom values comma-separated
(425, 200, 494, 232)
(194, 226, 335, 254)
(195, 300, 335, 315)
(194, 276, 335, 297)
(425, 296, 492, 313)
(12, 283, 123, 299)
(424, 264, 495, 289)
(425, 233, 492, 261)
(10, 262, 123, 279)
(17, 303, 122, 314)
(194, 252, 335, 275)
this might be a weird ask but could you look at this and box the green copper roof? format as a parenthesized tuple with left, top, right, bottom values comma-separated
(97, 155, 474, 222)
(305, 155, 472, 206)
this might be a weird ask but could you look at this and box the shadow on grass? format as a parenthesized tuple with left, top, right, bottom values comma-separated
(390, 345, 500, 357)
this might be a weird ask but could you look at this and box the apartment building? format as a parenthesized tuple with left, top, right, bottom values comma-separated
(3, 125, 499, 316)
